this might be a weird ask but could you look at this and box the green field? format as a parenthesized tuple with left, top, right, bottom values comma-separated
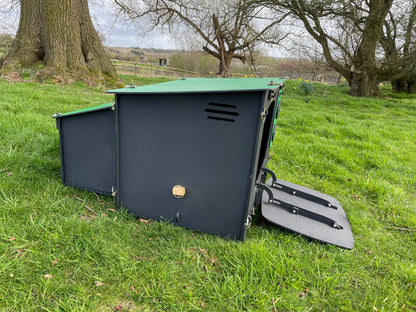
(0, 76, 415, 311)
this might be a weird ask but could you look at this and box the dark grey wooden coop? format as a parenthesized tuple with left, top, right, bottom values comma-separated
(54, 78, 353, 249)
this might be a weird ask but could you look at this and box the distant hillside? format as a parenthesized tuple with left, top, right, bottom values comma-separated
(104, 46, 177, 63)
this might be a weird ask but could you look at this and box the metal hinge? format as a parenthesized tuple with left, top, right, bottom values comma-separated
(261, 108, 268, 123)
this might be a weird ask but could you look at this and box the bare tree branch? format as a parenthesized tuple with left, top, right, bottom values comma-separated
(114, 0, 287, 76)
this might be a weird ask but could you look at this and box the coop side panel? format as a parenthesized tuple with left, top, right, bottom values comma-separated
(117, 92, 263, 239)
(57, 109, 116, 195)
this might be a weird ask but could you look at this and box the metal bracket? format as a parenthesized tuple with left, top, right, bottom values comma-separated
(267, 81, 282, 86)
(259, 168, 338, 209)
(256, 183, 343, 230)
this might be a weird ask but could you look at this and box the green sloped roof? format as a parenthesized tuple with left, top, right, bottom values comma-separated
(107, 77, 286, 94)
(53, 78, 286, 119)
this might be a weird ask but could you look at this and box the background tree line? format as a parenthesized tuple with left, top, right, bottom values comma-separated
(0, 0, 415, 97)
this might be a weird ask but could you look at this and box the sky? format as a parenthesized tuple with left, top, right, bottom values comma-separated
(89, 2, 179, 50)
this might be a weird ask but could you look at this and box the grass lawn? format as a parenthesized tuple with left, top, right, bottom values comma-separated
(0, 76, 415, 311)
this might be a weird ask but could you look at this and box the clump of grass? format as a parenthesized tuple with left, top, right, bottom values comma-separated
(0, 77, 415, 311)
(299, 79, 314, 95)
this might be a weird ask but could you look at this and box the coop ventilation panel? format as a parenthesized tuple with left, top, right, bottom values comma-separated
(205, 102, 239, 122)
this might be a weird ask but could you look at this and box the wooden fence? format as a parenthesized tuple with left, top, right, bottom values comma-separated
(111, 59, 250, 79)
(112, 59, 201, 78)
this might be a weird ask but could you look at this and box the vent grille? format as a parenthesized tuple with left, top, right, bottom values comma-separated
(205, 102, 239, 123)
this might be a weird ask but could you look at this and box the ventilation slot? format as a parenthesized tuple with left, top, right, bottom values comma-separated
(205, 102, 239, 123)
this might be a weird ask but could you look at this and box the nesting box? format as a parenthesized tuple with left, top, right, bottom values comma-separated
(53, 103, 116, 195)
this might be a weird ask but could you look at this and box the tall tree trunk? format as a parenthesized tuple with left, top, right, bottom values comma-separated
(408, 81, 416, 94)
(347, 0, 392, 97)
(219, 53, 233, 77)
(348, 73, 382, 97)
(1, 0, 119, 84)
(391, 78, 416, 94)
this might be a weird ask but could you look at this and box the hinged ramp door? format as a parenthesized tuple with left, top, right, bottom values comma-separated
(257, 170, 354, 249)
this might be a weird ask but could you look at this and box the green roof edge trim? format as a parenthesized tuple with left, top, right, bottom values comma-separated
(107, 77, 286, 94)
(52, 102, 113, 119)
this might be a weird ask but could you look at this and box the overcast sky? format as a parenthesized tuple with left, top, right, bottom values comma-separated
(89, 2, 179, 49)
